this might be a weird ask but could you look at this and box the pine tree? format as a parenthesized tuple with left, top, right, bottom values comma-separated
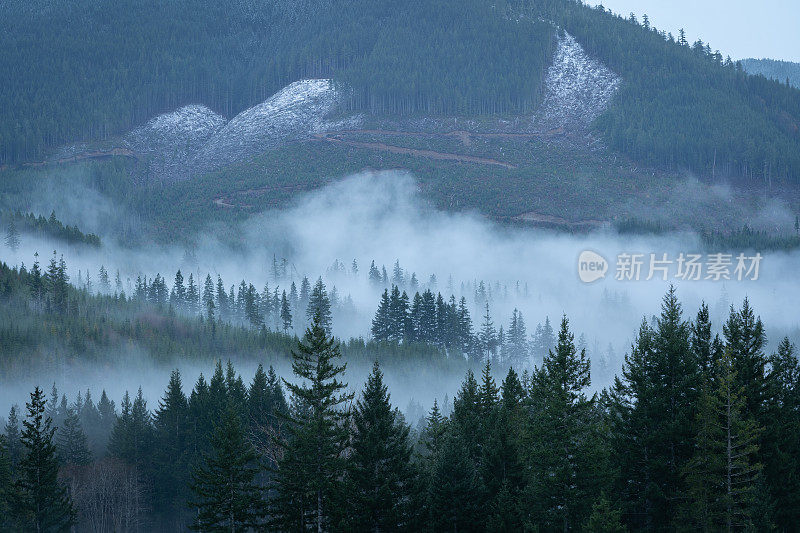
(692, 301, 715, 382)
(524, 315, 605, 531)
(345, 362, 416, 531)
(609, 287, 701, 529)
(584, 494, 626, 533)
(15, 387, 75, 531)
(95, 390, 116, 453)
(761, 337, 800, 530)
(683, 349, 763, 531)
(368, 260, 382, 285)
(109, 388, 153, 471)
(421, 399, 447, 457)
(428, 430, 483, 532)
(306, 277, 333, 335)
(171, 269, 186, 308)
(0, 433, 17, 530)
(371, 288, 391, 342)
(247, 365, 289, 468)
(478, 302, 497, 364)
(5, 405, 22, 474)
(5, 220, 20, 250)
(280, 289, 292, 333)
(271, 312, 353, 531)
(153, 370, 190, 523)
(187, 273, 199, 314)
(57, 407, 91, 465)
(190, 406, 266, 531)
(724, 298, 767, 423)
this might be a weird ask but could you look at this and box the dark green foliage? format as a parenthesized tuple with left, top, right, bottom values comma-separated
(523, 315, 606, 530)
(4, 405, 22, 475)
(428, 430, 484, 532)
(270, 313, 353, 531)
(306, 277, 333, 335)
(153, 370, 191, 524)
(701, 225, 800, 252)
(761, 338, 800, 530)
(56, 407, 92, 466)
(4, 275, 800, 531)
(682, 349, 763, 530)
(0, 434, 16, 530)
(1, 210, 101, 247)
(0, 0, 554, 163)
(608, 286, 701, 529)
(14, 387, 75, 532)
(345, 362, 416, 531)
(108, 388, 154, 472)
(584, 494, 627, 533)
(537, 0, 800, 183)
(190, 406, 266, 531)
(742, 58, 800, 89)
(724, 298, 768, 422)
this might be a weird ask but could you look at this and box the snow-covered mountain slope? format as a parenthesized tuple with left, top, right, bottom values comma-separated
(124, 104, 227, 179)
(537, 32, 620, 131)
(194, 79, 359, 173)
(120, 79, 360, 179)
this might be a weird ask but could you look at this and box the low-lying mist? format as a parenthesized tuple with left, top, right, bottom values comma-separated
(2, 170, 800, 419)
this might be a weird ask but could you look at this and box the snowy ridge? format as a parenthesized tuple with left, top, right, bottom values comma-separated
(537, 32, 620, 131)
(124, 105, 227, 179)
(127, 104, 226, 152)
(121, 79, 359, 179)
(194, 79, 359, 173)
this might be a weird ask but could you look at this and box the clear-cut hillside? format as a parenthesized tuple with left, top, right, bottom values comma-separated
(537, 32, 620, 131)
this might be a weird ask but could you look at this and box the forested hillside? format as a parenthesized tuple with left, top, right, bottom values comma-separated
(2, 279, 800, 531)
(530, 0, 800, 182)
(3, 0, 799, 187)
(742, 58, 800, 89)
(0, 0, 554, 163)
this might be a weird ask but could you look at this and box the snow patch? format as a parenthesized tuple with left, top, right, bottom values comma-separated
(195, 79, 359, 172)
(537, 32, 620, 131)
(135, 104, 227, 142)
(125, 105, 227, 179)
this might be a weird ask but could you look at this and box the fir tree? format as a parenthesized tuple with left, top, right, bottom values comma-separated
(372, 288, 391, 342)
(280, 289, 292, 333)
(271, 312, 353, 531)
(345, 362, 416, 531)
(584, 494, 627, 533)
(524, 315, 605, 531)
(0, 433, 16, 530)
(15, 387, 75, 532)
(306, 277, 333, 335)
(5, 405, 22, 474)
(5, 220, 20, 250)
(109, 388, 154, 471)
(56, 407, 91, 465)
(478, 302, 497, 364)
(190, 406, 266, 531)
(421, 399, 446, 457)
(153, 370, 190, 523)
(761, 337, 800, 530)
(683, 349, 763, 531)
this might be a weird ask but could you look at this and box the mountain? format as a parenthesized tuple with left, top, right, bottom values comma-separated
(2, 0, 800, 241)
(741, 58, 800, 89)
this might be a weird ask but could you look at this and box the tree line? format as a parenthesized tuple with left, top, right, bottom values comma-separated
(2, 287, 800, 531)
(2, 210, 101, 250)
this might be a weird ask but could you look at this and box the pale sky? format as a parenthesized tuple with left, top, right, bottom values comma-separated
(588, 0, 800, 62)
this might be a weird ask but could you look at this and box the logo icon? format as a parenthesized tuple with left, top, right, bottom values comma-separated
(578, 250, 608, 283)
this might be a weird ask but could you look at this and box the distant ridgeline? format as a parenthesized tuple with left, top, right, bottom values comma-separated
(1, 0, 799, 183)
(614, 217, 800, 252)
(741, 58, 800, 90)
(3, 210, 101, 247)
